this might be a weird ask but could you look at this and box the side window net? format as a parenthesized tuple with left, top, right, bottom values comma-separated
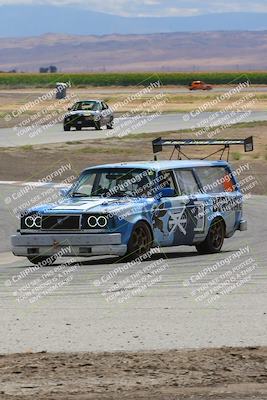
(160, 171, 178, 196)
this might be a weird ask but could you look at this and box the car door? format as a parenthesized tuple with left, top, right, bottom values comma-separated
(151, 170, 179, 246)
(151, 169, 205, 247)
(172, 169, 209, 245)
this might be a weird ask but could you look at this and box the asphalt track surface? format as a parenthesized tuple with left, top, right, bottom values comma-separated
(1, 111, 267, 147)
(2, 87, 267, 96)
(0, 184, 266, 354)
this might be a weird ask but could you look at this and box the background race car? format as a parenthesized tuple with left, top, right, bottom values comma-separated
(63, 100, 114, 131)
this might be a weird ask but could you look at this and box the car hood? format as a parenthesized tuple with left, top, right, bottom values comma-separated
(65, 110, 100, 117)
(29, 197, 153, 215)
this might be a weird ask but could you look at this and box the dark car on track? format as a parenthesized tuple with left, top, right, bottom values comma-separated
(63, 100, 114, 131)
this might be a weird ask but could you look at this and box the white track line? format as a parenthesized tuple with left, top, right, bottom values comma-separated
(0, 181, 67, 188)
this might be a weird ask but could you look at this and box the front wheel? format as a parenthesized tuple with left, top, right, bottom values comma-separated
(196, 219, 225, 254)
(126, 221, 152, 260)
(64, 124, 70, 131)
(27, 255, 57, 266)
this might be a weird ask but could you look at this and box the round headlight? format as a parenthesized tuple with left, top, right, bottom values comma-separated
(87, 216, 98, 228)
(87, 215, 108, 228)
(25, 216, 35, 228)
(35, 216, 42, 228)
(98, 216, 107, 228)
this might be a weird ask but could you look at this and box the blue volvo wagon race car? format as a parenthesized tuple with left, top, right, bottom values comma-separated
(11, 137, 253, 265)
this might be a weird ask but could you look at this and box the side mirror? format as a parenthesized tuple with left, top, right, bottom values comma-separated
(67, 107, 71, 111)
(59, 187, 70, 197)
(157, 187, 176, 198)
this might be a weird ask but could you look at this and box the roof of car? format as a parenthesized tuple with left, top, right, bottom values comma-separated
(75, 99, 103, 103)
(83, 159, 230, 172)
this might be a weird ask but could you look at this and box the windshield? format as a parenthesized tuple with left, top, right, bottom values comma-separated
(70, 168, 156, 198)
(72, 101, 100, 111)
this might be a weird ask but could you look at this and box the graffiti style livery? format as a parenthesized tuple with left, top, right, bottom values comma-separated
(11, 138, 253, 265)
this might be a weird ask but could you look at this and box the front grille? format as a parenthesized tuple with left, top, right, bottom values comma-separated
(42, 215, 80, 230)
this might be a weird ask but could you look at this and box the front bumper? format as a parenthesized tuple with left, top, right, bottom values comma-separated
(65, 117, 97, 128)
(11, 233, 127, 257)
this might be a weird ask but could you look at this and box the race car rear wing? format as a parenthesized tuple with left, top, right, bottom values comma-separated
(152, 136, 254, 161)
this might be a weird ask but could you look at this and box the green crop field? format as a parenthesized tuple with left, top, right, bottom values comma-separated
(0, 71, 267, 88)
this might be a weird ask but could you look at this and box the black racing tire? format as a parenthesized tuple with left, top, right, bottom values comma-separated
(64, 124, 70, 131)
(95, 121, 101, 130)
(107, 118, 114, 129)
(106, 123, 114, 130)
(196, 219, 225, 255)
(126, 221, 152, 260)
(76, 126, 82, 131)
(27, 255, 57, 266)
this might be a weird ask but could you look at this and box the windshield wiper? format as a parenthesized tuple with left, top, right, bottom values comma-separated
(71, 192, 90, 197)
(111, 191, 133, 198)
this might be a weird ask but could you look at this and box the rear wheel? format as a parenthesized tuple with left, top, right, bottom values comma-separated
(107, 123, 114, 129)
(196, 219, 225, 254)
(126, 222, 152, 260)
(107, 118, 114, 129)
(95, 121, 101, 130)
(27, 255, 57, 266)
(76, 126, 82, 131)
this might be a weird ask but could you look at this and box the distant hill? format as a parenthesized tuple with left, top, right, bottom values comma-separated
(1, 31, 267, 72)
(1, 5, 267, 36)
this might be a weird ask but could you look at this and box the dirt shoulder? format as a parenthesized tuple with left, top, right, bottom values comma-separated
(0, 122, 266, 194)
(1, 346, 267, 399)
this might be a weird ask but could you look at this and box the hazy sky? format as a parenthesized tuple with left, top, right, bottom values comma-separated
(1, 0, 267, 16)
